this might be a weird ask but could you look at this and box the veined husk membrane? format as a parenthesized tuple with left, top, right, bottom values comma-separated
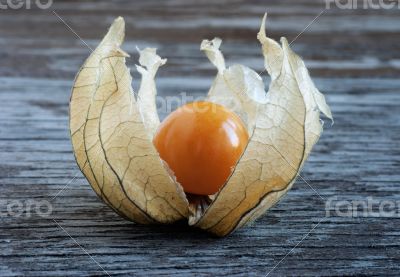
(69, 14, 332, 237)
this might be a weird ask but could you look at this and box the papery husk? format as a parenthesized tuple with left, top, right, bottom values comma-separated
(69, 14, 332, 237)
(190, 14, 332, 236)
(69, 17, 188, 224)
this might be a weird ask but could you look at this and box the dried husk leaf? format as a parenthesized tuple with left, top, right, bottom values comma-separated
(202, 38, 267, 133)
(136, 47, 167, 137)
(70, 15, 332, 237)
(191, 14, 333, 236)
(69, 17, 188, 224)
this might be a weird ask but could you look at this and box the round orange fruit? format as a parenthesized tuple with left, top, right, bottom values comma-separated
(153, 101, 249, 195)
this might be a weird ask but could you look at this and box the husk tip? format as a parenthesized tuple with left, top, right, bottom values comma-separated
(257, 13, 268, 41)
(114, 16, 125, 25)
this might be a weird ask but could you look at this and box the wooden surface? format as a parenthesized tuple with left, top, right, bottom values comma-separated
(1, 1, 400, 276)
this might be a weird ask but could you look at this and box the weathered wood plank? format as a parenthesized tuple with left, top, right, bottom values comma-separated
(1, 0, 400, 276)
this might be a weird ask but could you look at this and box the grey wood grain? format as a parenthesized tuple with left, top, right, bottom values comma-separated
(1, 0, 400, 276)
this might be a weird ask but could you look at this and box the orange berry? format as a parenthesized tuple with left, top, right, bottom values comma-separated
(153, 101, 249, 195)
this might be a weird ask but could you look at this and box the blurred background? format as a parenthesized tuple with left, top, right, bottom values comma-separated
(1, 0, 399, 276)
